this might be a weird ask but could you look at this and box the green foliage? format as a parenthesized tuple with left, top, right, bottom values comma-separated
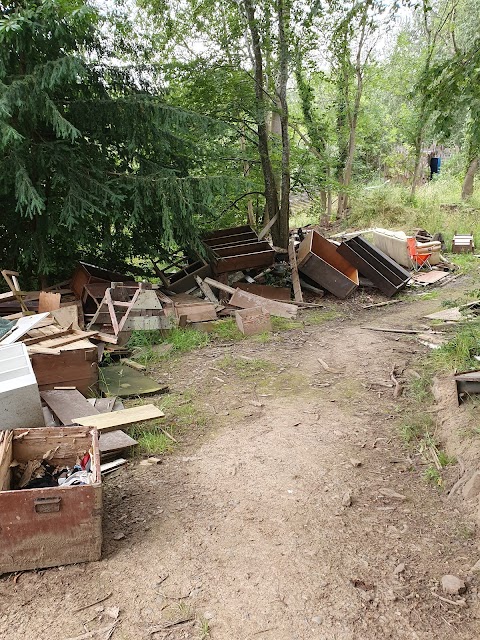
(432, 321, 480, 372)
(0, 0, 238, 285)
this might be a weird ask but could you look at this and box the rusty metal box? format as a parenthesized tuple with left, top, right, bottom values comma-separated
(0, 427, 102, 574)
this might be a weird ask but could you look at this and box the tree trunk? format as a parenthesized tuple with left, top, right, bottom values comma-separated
(410, 121, 425, 199)
(462, 157, 478, 199)
(243, 0, 280, 234)
(273, 0, 290, 249)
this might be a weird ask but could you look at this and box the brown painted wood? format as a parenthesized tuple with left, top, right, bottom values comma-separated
(229, 288, 297, 319)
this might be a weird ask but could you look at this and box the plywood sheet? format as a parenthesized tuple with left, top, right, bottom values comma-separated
(38, 291, 61, 313)
(99, 364, 168, 397)
(41, 389, 100, 425)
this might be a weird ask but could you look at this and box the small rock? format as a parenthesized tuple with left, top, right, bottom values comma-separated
(470, 559, 480, 572)
(113, 532, 125, 541)
(105, 606, 120, 620)
(378, 488, 406, 500)
(204, 611, 214, 620)
(462, 471, 480, 500)
(147, 457, 163, 465)
(311, 616, 322, 624)
(139, 460, 152, 466)
(394, 563, 405, 575)
(342, 491, 353, 507)
(441, 575, 466, 595)
(350, 458, 362, 467)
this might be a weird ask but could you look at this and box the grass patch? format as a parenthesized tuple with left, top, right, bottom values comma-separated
(304, 310, 340, 325)
(399, 411, 435, 444)
(208, 318, 244, 341)
(128, 328, 210, 364)
(219, 355, 277, 379)
(272, 316, 303, 331)
(128, 391, 206, 456)
(405, 371, 434, 404)
(431, 320, 480, 372)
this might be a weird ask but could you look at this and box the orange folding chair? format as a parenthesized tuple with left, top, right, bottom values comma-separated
(407, 237, 432, 271)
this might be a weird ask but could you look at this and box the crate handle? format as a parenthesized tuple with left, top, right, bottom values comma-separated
(34, 497, 61, 513)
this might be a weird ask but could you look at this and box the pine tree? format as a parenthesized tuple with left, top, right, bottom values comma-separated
(0, 0, 230, 285)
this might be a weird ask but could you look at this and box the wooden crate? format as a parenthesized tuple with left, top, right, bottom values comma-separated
(30, 340, 99, 396)
(297, 231, 359, 299)
(0, 427, 102, 574)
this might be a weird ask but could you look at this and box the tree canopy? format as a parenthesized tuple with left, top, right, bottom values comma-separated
(1, 0, 479, 285)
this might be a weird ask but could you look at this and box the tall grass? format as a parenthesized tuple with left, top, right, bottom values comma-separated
(348, 176, 480, 248)
(291, 175, 480, 249)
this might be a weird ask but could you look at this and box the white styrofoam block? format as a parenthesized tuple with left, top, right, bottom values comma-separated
(0, 343, 45, 430)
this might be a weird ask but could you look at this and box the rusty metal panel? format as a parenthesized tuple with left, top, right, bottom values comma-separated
(297, 231, 358, 299)
(0, 427, 102, 574)
(337, 236, 410, 297)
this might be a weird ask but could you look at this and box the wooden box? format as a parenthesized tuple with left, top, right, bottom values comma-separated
(235, 306, 272, 336)
(0, 427, 102, 574)
(30, 340, 99, 396)
(297, 230, 359, 299)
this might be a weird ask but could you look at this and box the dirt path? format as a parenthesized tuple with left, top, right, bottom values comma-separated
(1, 295, 480, 639)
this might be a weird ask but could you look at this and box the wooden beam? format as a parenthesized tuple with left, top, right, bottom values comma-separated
(258, 214, 278, 240)
(288, 238, 303, 303)
(203, 277, 236, 295)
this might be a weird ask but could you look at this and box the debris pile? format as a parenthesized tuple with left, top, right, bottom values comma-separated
(0, 220, 475, 577)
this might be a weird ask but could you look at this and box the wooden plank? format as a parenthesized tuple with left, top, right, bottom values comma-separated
(22, 327, 73, 346)
(40, 389, 100, 426)
(38, 291, 61, 313)
(258, 213, 278, 240)
(73, 404, 164, 432)
(51, 305, 80, 330)
(36, 330, 99, 349)
(104, 288, 119, 334)
(99, 430, 137, 456)
(229, 288, 297, 319)
(288, 238, 303, 303)
(203, 277, 236, 295)
(194, 276, 219, 304)
(235, 283, 291, 301)
(0, 431, 13, 491)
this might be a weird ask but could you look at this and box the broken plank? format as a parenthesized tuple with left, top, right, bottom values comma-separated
(229, 288, 297, 319)
(194, 276, 219, 304)
(288, 238, 303, 303)
(363, 300, 403, 310)
(22, 327, 73, 346)
(362, 326, 423, 334)
(235, 282, 291, 301)
(35, 330, 99, 349)
(41, 389, 99, 426)
(73, 404, 164, 432)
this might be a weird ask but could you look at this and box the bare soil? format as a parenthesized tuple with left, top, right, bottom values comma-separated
(1, 289, 480, 640)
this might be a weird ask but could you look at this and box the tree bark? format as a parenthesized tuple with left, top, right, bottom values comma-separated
(243, 0, 280, 236)
(410, 118, 426, 199)
(462, 157, 478, 199)
(274, 0, 290, 248)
